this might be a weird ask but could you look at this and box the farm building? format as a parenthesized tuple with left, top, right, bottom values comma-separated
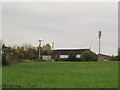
(50, 49, 90, 60)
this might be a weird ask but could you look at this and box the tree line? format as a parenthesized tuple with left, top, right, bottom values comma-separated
(2, 43, 120, 66)
(2, 44, 52, 66)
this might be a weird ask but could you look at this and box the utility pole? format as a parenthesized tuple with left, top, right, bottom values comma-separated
(38, 40, 42, 60)
(98, 31, 102, 61)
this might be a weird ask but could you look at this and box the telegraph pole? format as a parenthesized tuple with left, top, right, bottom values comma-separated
(38, 40, 42, 60)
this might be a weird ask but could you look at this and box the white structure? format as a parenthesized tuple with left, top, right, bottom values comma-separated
(98, 56, 104, 62)
(60, 54, 81, 59)
(42, 55, 51, 60)
(60, 55, 68, 59)
(76, 54, 81, 58)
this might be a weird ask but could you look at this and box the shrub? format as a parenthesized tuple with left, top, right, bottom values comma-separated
(68, 52, 76, 61)
(81, 50, 97, 61)
(2, 54, 10, 66)
(110, 56, 119, 61)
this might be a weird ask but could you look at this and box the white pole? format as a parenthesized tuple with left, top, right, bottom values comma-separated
(52, 42, 54, 50)
(38, 40, 42, 60)
(98, 31, 102, 61)
(99, 37, 101, 56)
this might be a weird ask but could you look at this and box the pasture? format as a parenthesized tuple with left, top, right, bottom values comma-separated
(2, 61, 118, 88)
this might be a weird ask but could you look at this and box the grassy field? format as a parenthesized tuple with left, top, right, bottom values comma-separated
(2, 61, 118, 88)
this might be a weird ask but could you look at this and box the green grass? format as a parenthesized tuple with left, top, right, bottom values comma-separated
(2, 61, 118, 88)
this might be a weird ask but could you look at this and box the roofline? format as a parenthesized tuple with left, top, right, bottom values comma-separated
(97, 53, 111, 57)
(54, 48, 90, 50)
(53, 48, 90, 51)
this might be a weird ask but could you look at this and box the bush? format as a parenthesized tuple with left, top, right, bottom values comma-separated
(81, 50, 97, 61)
(2, 54, 10, 66)
(68, 52, 76, 61)
(110, 56, 119, 61)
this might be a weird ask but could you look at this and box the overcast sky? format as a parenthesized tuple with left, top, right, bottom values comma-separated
(2, 2, 118, 56)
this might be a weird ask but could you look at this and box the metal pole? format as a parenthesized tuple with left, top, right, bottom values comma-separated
(52, 42, 54, 50)
(98, 31, 101, 61)
(38, 40, 42, 60)
(99, 38, 101, 56)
